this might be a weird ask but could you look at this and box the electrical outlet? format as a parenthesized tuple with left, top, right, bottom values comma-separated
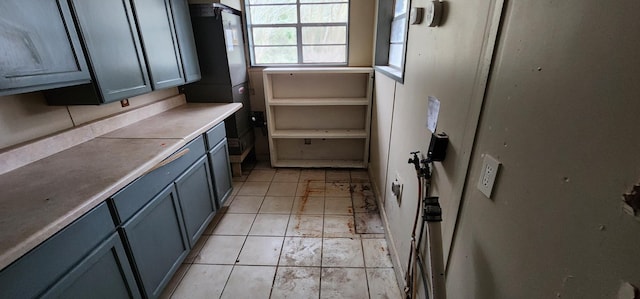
(391, 172, 403, 204)
(477, 154, 500, 198)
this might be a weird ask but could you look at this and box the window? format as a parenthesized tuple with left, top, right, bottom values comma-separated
(374, 0, 410, 82)
(244, 0, 350, 66)
(389, 0, 408, 68)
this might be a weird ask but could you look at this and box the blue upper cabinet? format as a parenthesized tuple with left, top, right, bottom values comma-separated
(0, 0, 91, 96)
(45, 0, 153, 105)
(44, 0, 200, 105)
(131, 0, 185, 90)
(170, 0, 202, 84)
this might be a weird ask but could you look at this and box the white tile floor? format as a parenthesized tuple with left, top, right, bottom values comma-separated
(161, 163, 402, 299)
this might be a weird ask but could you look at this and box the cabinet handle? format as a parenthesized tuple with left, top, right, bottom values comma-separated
(143, 148, 190, 175)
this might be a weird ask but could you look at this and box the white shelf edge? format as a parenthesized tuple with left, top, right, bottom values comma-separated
(263, 67, 374, 74)
(271, 129, 367, 138)
(272, 159, 366, 168)
(268, 98, 369, 106)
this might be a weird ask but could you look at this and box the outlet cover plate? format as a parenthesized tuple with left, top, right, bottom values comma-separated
(477, 154, 501, 198)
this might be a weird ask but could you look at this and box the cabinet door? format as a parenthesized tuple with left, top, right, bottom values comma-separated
(122, 185, 189, 298)
(41, 233, 141, 299)
(170, 0, 201, 83)
(0, 0, 90, 95)
(208, 139, 233, 207)
(132, 0, 185, 89)
(175, 156, 216, 247)
(69, 0, 151, 103)
(0, 203, 115, 299)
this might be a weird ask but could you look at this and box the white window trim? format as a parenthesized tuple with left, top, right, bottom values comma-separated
(244, 1, 351, 67)
(374, 0, 410, 83)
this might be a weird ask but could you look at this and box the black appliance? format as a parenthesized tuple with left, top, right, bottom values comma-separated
(182, 3, 253, 155)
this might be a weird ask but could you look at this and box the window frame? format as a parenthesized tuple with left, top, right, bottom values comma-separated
(244, 0, 351, 67)
(374, 0, 410, 83)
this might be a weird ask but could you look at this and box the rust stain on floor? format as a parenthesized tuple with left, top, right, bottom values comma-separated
(294, 217, 301, 230)
(298, 181, 311, 214)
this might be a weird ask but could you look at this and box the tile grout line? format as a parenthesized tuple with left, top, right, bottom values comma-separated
(355, 174, 373, 299)
(362, 237, 373, 299)
(219, 208, 257, 298)
(355, 174, 374, 299)
(319, 171, 326, 299)
(269, 175, 294, 299)
(219, 164, 264, 299)
(350, 178, 359, 237)
(165, 263, 192, 298)
(217, 264, 235, 299)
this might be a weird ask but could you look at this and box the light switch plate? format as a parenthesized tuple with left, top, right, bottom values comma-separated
(477, 154, 500, 198)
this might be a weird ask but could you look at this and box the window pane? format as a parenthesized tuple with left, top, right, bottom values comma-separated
(300, 4, 348, 23)
(253, 27, 297, 45)
(394, 0, 408, 16)
(250, 5, 297, 24)
(302, 26, 346, 44)
(255, 46, 298, 64)
(390, 17, 406, 43)
(388, 44, 404, 68)
(301, 0, 348, 3)
(248, 0, 295, 4)
(303, 45, 346, 63)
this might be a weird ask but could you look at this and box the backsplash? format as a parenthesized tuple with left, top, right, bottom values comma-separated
(0, 88, 178, 150)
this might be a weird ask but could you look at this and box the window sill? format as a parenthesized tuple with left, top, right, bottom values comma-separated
(374, 65, 404, 84)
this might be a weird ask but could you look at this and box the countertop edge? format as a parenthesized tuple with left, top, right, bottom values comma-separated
(0, 102, 242, 271)
(0, 95, 187, 176)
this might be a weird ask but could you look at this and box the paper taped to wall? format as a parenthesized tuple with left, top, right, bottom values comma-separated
(427, 96, 440, 134)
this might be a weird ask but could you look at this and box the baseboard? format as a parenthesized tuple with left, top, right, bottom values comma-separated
(368, 167, 408, 297)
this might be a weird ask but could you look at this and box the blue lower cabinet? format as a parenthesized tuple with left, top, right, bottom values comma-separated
(111, 134, 224, 298)
(0, 203, 139, 299)
(41, 232, 141, 299)
(175, 156, 217, 247)
(121, 185, 189, 299)
(0, 129, 232, 298)
(111, 136, 206, 224)
(208, 139, 233, 208)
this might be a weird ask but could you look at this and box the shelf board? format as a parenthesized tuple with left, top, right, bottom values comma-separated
(272, 159, 366, 168)
(269, 98, 369, 106)
(271, 129, 367, 139)
(263, 67, 373, 74)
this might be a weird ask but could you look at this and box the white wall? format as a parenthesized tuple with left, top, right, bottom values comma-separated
(370, 0, 640, 297)
(370, 0, 501, 294)
(446, 0, 640, 297)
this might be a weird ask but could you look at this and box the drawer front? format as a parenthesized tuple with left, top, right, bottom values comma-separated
(205, 122, 226, 151)
(111, 136, 206, 223)
(0, 202, 114, 299)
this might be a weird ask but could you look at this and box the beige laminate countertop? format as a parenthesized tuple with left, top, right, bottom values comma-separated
(0, 102, 242, 270)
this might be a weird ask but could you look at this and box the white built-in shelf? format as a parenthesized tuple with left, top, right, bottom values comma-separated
(264, 67, 374, 168)
(268, 98, 369, 106)
(271, 129, 367, 139)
